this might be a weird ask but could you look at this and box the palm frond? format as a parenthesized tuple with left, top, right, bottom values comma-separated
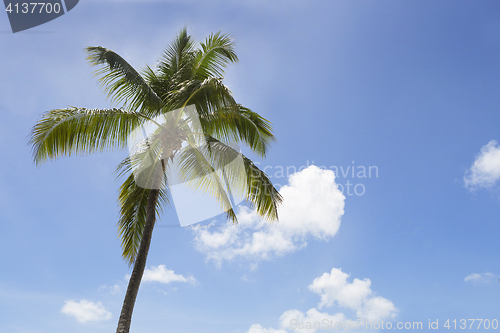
(86, 46, 163, 112)
(157, 27, 196, 80)
(182, 77, 236, 117)
(117, 172, 170, 266)
(142, 65, 172, 106)
(143, 77, 236, 121)
(193, 31, 238, 80)
(29, 107, 144, 165)
(201, 104, 275, 157)
(205, 136, 282, 221)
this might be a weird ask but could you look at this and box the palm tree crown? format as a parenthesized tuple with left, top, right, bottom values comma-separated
(29, 28, 282, 333)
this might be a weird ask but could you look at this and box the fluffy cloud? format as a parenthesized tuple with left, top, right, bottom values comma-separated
(192, 166, 345, 266)
(464, 272, 496, 284)
(142, 265, 196, 285)
(309, 268, 396, 322)
(61, 299, 112, 323)
(248, 268, 397, 333)
(464, 140, 500, 189)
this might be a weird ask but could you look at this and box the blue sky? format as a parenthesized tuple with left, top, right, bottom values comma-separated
(1, 0, 500, 332)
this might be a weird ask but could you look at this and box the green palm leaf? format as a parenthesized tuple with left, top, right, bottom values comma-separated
(29, 107, 143, 165)
(193, 31, 238, 79)
(117, 173, 170, 266)
(86, 46, 163, 112)
(204, 136, 282, 220)
(201, 104, 275, 157)
(157, 27, 196, 81)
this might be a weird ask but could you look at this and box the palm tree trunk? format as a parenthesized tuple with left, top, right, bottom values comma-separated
(116, 188, 160, 333)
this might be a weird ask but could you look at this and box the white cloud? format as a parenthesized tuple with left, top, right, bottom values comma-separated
(464, 140, 500, 189)
(357, 297, 398, 323)
(98, 284, 122, 295)
(248, 268, 397, 333)
(279, 308, 347, 333)
(309, 268, 372, 311)
(248, 324, 288, 333)
(308, 268, 397, 322)
(464, 272, 496, 284)
(192, 166, 345, 266)
(142, 265, 196, 285)
(61, 299, 112, 323)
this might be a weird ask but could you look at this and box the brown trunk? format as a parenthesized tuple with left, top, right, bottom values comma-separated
(116, 188, 160, 333)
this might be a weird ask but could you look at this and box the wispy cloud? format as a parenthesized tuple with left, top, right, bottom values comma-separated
(192, 166, 345, 267)
(60, 299, 112, 323)
(464, 140, 500, 190)
(98, 284, 122, 295)
(464, 272, 496, 284)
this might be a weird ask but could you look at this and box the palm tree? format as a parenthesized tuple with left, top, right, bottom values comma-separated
(29, 28, 282, 333)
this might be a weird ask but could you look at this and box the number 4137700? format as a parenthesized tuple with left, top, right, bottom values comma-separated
(5, 3, 62, 14)
(444, 319, 498, 330)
